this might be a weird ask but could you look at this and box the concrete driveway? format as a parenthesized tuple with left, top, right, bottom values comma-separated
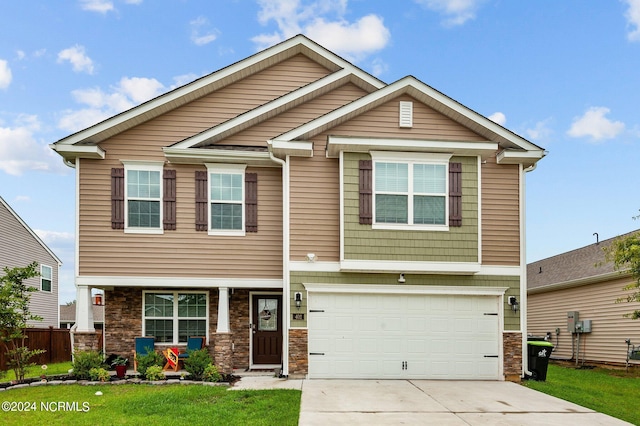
(299, 380, 631, 425)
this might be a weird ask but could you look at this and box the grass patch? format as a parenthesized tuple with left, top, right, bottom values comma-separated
(0, 384, 300, 425)
(2, 361, 73, 382)
(523, 363, 640, 425)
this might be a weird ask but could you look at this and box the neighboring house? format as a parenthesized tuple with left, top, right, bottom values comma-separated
(527, 231, 640, 366)
(0, 196, 62, 328)
(50, 35, 545, 380)
(60, 302, 105, 330)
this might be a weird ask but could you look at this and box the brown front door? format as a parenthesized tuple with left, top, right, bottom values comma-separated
(252, 294, 283, 365)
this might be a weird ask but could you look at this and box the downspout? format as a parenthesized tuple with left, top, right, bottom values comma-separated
(268, 141, 289, 377)
(521, 162, 536, 378)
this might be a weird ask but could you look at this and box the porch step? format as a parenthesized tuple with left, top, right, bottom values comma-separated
(233, 369, 278, 377)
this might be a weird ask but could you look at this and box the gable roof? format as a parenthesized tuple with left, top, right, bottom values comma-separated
(527, 230, 639, 294)
(50, 34, 384, 164)
(0, 196, 62, 266)
(60, 303, 104, 323)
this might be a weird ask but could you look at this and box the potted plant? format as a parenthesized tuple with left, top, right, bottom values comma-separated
(111, 356, 128, 378)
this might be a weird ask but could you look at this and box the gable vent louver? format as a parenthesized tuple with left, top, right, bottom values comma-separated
(399, 101, 413, 128)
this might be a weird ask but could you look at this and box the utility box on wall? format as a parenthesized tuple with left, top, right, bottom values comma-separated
(567, 311, 579, 332)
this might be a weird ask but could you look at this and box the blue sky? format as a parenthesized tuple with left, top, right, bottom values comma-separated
(1, 0, 640, 303)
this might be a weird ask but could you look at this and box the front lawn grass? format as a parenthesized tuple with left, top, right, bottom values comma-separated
(523, 363, 640, 425)
(2, 361, 73, 382)
(0, 384, 301, 425)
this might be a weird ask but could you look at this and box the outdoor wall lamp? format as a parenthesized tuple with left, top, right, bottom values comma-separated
(398, 273, 406, 284)
(306, 253, 317, 262)
(295, 292, 302, 308)
(508, 296, 519, 313)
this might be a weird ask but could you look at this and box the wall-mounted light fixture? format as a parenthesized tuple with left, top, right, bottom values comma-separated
(398, 273, 406, 284)
(508, 296, 519, 313)
(306, 253, 317, 263)
(295, 292, 302, 308)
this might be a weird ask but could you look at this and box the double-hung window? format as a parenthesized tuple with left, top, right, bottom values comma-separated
(143, 291, 208, 344)
(372, 152, 451, 230)
(206, 163, 246, 236)
(123, 161, 163, 233)
(40, 265, 52, 292)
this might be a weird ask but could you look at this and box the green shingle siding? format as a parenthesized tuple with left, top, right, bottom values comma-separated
(344, 153, 479, 262)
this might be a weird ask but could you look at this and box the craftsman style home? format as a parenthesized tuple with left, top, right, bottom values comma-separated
(0, 196, 62, 328)
(51, 35, 544, 380)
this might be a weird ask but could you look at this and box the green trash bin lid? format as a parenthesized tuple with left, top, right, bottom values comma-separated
(528, 341, 554, 347)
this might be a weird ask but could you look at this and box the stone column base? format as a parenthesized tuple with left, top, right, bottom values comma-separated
(214, 332, 233, 375)
(503, 332, 523, 382)
(288, 328, 308, 377)
(72, 332, 101, 353)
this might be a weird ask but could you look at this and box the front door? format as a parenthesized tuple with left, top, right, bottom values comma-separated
(252, 294, 283, 365)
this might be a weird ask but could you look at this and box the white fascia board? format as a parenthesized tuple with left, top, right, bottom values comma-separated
(327, 136, 497, 158)
(54, 35, 384, 148)
(339, 260, 481, 274)
(303, 283, 509, 296)
(163, 147, 277, 167)
(268, 140, 314, 158)
(77, 276, 283, 289)
(497, 149, 546, 165)
(49, 144, 105, 161)
(477, 265, 522, 276)
(171, 69, 353, 150)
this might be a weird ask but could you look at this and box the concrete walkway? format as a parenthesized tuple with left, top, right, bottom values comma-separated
(297, 380, 631, 426)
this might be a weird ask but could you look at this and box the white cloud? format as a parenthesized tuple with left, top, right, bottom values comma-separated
(34, 229, 75, 245)
(0, 115, 65, 176)
(57, 45, 95, 74)
(415, 0, 485, 26)
(488, 112, 506, 126)
(124, 0, 143, 4)
(79, 0, 114, 13)
(0, 59, 12, 89)
(190, 16, 219, 46)
(370, 58, 388, 77)
(252, 0, 390, 62)
(525, 118, 553, 142)
(624, 0, 640, 41)
(567, 107, 625, 142)
(58, 76, 165, 132)
(171, 73, 201, 89)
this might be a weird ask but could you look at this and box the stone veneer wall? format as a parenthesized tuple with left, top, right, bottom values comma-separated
(229, 289, 250, 370)
(288, 328, 308, 377)
(503, 332, 523, 382)
(73, 332, 101, 352)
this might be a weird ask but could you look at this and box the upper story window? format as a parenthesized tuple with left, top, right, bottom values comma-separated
(206, 163, 246, 236)
(371, 152, 452, 231)
(122, 161, 163, 234)
(41, 264, 52, 292)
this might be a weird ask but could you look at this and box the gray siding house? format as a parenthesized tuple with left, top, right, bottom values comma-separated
(0, 196, 62, 328)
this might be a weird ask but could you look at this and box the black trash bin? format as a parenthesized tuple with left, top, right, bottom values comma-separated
(527, 340, 554, 381)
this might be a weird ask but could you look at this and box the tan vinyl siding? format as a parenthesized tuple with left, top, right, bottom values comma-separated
(482, 155, 520, 265)
(290, 271, 520, 329)
(343, 153, 478, 262)
(78, 161, 282, 278)
(528, 276, 640, 365)
(0, 202, 59, 327)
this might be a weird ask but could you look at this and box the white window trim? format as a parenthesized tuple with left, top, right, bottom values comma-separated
(122, 160, 164, 234)
(40, 264, 52, 292)
(205, 163, 247, 236)
(142, 290, 209, 346)
(370, 151, 452, 232)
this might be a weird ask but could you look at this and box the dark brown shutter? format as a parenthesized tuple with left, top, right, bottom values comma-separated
(359, 160, 373, 225)
(449, 162, 462, 227)
(195, 171, 208, 231)
(245, 173, 258, 232)
(111, 168, 125, 229)
(163, 169, 176, 230)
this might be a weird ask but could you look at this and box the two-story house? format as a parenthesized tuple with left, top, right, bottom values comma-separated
(51, 35, 544, 381)
(0, 196, 62, 328)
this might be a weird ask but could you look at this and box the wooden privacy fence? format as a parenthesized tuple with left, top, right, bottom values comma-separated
(0, 327, 72, 371)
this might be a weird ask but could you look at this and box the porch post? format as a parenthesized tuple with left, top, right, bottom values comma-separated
(75, 285, 95, 332)
(216, 287, 230, 332)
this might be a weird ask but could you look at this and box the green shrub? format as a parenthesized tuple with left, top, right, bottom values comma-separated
(182, 348, 213, 380)
(89, 367, 110, 382)
(72, 350, 105, 380)
(202, 364, 221, 382)
(136, 350, 165, 378)
(144, 365, 165, 381)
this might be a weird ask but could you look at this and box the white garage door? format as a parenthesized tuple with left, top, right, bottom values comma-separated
(307, 292, 501, 380)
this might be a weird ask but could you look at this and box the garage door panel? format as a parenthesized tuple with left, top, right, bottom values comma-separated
(308, 292, 501, 380)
